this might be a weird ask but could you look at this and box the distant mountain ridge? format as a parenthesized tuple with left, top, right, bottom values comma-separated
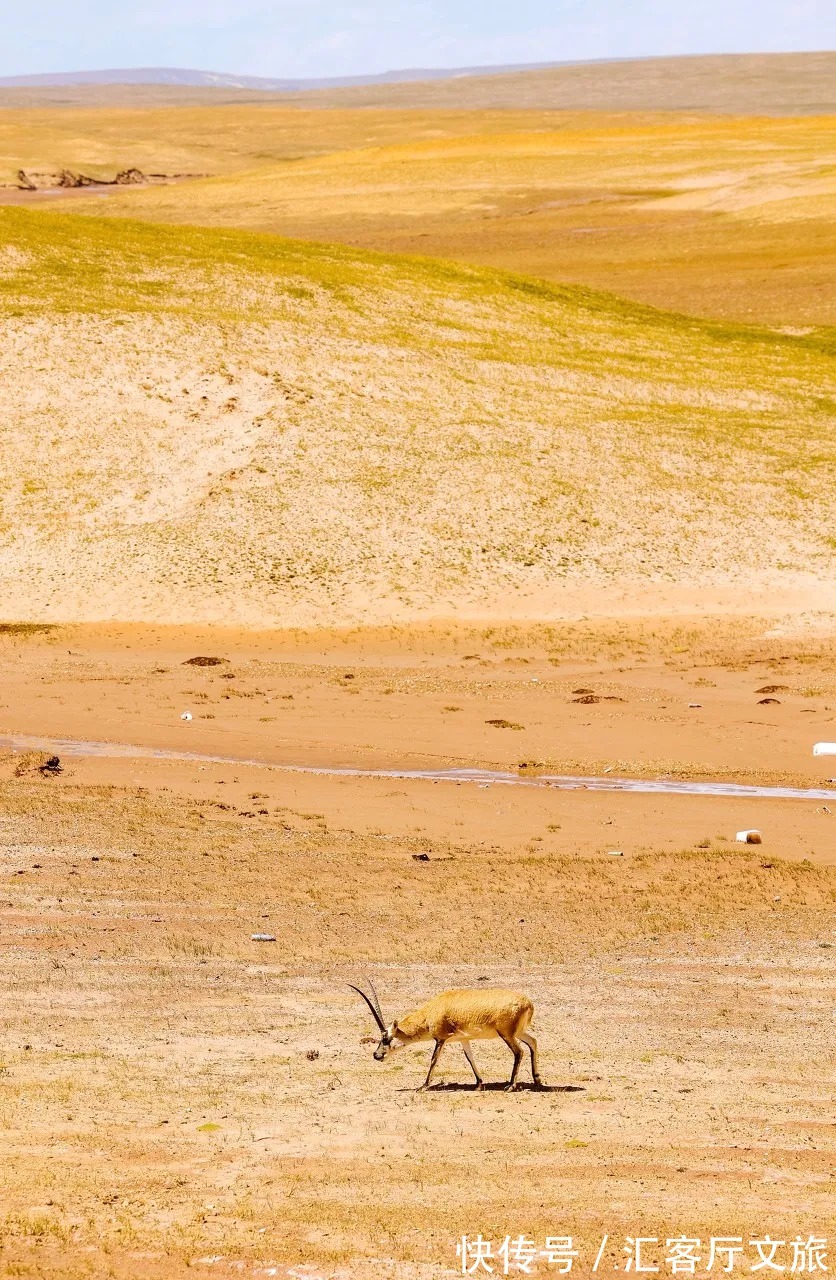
(0, 61, 577, 91)
(1, 53, 832, 114)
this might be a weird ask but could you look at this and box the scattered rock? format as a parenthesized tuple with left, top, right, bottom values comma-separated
(572, 694, 600, 704)
(115, 168, 147, 185)
(572, 687, 594, 695)
(735, 829, 762, 844)
(183, 655, 227, 666)
(485, 718, 524, 729)
(412, 852, 430, 861)
(756, 684, 789, 694)
(16, 166, 149, 190)
(38, 755, 62, 776)
(758, 697, 781, 705)
(305, 1049, 320, 1061)
(58, 169, 98, 188)
(250, 933, 276, 942)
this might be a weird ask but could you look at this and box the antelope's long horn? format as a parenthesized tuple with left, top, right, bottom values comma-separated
(366, 976, 385, 1025)
(348, 983, 386, 1033)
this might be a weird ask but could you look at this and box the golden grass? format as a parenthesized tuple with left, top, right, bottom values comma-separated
(1, 205, 833, 626)
(0, 103, 572, 184)
(3, 91, 835, 324)
(2, 55, 834, 1276)
(52, 112, 836, 326)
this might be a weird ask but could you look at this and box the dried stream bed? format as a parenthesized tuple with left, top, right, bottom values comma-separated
(3, 732, 836, 800)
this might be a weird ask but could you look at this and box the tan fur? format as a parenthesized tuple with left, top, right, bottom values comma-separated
(396, 988, 533, 1042)
(373, 988, 542, 1091)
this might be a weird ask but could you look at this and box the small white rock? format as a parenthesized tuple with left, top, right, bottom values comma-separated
(180, 711, 193, 721)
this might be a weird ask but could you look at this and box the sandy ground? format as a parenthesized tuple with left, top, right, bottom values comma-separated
(2, 64, 834, 1276)
(0, 620, 833, 1278)
(3, 232, 834, 629)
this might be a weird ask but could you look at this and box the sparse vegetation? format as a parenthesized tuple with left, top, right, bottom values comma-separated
(0, 59, 834, 1278)
(0, 207, 833, 627)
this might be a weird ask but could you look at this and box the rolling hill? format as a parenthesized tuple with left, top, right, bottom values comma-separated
(0, 60, 565, 92)
(0, 52, 833, 113)
(0, 207, 833, 626)
(44, 112, 836, 327)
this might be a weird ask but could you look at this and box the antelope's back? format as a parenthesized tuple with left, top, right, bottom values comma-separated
(431, 987, 533, 1032)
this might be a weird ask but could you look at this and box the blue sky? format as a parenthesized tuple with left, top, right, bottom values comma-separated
(3, 0, 834, 79)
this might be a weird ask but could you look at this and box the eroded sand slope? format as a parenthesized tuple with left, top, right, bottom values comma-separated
(1, 209, 834, 625)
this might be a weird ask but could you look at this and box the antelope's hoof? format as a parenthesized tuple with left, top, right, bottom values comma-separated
(473, 1082, 485, 1091)
(504, 1083, 520, 1092)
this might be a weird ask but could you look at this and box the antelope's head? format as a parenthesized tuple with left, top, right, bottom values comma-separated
(348, 981, 404, 1061)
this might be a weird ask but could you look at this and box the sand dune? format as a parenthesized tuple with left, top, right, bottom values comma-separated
(1, 208, 833, 626)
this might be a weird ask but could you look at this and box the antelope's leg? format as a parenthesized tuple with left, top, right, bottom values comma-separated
(418, 1039, 445, 1090)
(519, 1030, 542, 1085)
(461, 1041, 484, 1088)
(501, 1035, 524, 1090)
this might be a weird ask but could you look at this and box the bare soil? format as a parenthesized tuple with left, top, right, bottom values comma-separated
(0, 621, 833, 1278)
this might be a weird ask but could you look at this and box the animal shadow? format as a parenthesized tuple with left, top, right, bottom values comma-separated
(403, 1082, 585, 1094)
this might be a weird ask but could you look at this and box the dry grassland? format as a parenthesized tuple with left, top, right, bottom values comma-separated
(1, 207, 834, 627)
(0, 104, 571, 185)
(8, 109, 834, 325)
(5, 110, 832, 326)
(1, 53, 834, 1276)
(283, 51, 836, 114)
(0, 622, 834, 1279)
(54, 113, 835, 327)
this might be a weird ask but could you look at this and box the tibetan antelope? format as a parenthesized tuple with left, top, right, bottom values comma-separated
(349, 980, 542, 1091)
